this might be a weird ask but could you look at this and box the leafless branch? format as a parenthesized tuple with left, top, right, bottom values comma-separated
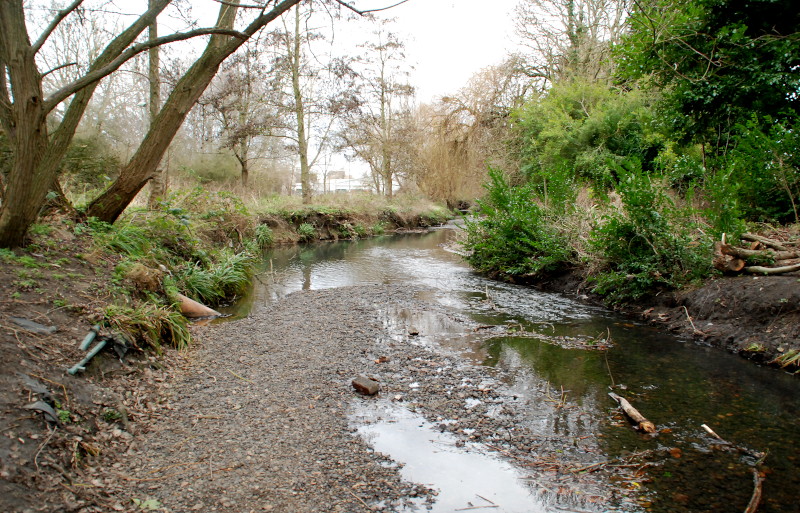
(32, 0, 86, 54)
(210, 0, 276, 8)
(41, 62, 80, 79)
(334, 0, 412, 15)
(44, 27, 248, 112)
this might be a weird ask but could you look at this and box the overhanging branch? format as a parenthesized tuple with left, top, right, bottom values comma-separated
(334, 0, 412, 15)
(32, 0, 86, 54)
(44, 27, 248, 112)
(211, 0, 277, 8)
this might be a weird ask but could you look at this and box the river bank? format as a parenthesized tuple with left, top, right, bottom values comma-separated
(2, 221, 798, 512)
(530, 268, 800, 370)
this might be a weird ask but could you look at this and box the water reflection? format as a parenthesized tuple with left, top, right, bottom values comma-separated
(230, 230, 800, 513)
(352, 400, 547, 513)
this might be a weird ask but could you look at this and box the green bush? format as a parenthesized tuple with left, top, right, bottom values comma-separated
(724, 116, 800, 224)
(297, 223, 316, 242)
(254, 224, 274, 249)
(589, 161, 712, 302)
(463, 168, 573, 277)
(514, 81, 663, 191)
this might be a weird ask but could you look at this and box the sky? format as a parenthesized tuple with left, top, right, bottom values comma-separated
(376, 0, 519, 103)
(191, 0, 520, 104)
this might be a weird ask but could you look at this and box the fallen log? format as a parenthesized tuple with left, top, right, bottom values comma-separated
(741, 233, 789, 252)
(713, 242, 746, 273)
(608, 392, 656, 433)
(744, 263, 800, 275)
(720, 244, 800, 262)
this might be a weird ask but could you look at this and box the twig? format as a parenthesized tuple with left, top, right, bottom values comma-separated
(455, 506, 500, 511)
(348, 490, 370, 509)
(570, 461, 608, 473)
(476, 494, 496, 505)
(701, 423, 725, 441)
(226, 369, 253, 383)
(30, 374, 70, 407)
(604, 349, 615, 387)
(145, 461, 202, 475)
(683, 306, 705, 335)
(744, 468, 764, 513)
(33, 426, 57, 473)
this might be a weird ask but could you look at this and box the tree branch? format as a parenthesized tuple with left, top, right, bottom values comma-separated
(211, 0, 276, 8)
(44, 27, 248, 112)
(41, 62, 79, 79)
(334, 0, 412, 15)
(32, 0, 86, 54)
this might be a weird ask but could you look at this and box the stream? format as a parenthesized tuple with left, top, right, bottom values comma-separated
(221, 228, 800, 513)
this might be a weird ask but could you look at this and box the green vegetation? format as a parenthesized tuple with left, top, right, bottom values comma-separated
(462, 0, 798, 303)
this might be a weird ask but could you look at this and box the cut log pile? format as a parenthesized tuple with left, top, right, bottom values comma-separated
(713, 232, 800, 275)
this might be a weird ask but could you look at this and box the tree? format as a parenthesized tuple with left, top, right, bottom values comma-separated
(410, 60, 524, 207)
(0, 0, 168, 247)
(0, 0, 303, 247)
(203, 37, 283, 187)
(338, 22, 413, 197)
(85, 0, 304, 223)
(272, 4, 356, 203)
(514, 0, 629, 88)
(146, 0, 166, 207)
(616, 0, 800, 150)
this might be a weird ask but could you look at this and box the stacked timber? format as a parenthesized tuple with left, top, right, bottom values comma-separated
(713, 233, 800, 275)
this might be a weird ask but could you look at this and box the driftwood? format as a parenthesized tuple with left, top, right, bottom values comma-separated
(608, 392, 656, 433)
(741, 233, 789, 252)
(719, 244, 800, 262)
(744, 263, 800, 275)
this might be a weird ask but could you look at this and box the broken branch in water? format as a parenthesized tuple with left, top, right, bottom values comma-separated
(608, 392, 656, 433)
(701, 423, 767, 513)
(745, 468, 764, 513)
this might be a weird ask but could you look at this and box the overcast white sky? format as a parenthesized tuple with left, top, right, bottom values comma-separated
(376, 0, 519, 102)
(190, 0, 519, 104)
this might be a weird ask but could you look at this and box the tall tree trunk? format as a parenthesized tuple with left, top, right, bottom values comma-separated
(86, 0, 302, 223)
(0, 1, 49, 247)
(146, 0, 167, 208)
(0, 0, 169, 247)
(288, 5, 312, 205)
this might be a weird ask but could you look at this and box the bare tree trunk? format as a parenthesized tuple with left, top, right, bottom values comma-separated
(0, 2, 49, 246)
(288, 5, 312, 205)
(0, 0, 170, 247)
(86, 0, 302, 223)
(146, 0, 166, 208)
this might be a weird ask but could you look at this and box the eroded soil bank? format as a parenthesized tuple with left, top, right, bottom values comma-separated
(532, 270, 800, 370)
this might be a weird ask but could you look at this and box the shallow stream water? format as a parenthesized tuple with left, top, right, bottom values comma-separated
(223, 228, 800, 513)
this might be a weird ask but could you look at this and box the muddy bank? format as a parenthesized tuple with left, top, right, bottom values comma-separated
(530, 269, 800, 371)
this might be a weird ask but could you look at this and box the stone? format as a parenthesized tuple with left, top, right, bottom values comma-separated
(352, 376, 380, 395)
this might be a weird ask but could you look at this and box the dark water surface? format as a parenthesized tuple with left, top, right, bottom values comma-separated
(226, 229, 800, 513)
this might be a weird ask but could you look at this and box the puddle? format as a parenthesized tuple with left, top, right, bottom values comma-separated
(351, 400, 548, 513)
